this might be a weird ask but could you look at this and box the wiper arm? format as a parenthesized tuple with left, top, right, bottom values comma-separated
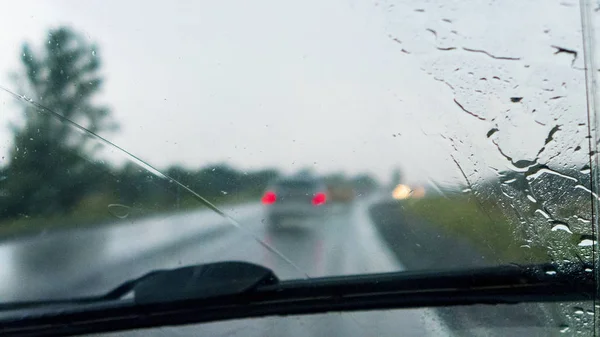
(0, 261, 595, 336)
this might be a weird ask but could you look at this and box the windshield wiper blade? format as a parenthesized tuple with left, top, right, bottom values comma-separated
(0, 261, 595, 336)
(0, 261, 279, 311)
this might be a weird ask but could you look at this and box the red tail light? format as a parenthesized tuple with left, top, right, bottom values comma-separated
(312, 192, 327, 206)
(262, 191, 277, 204)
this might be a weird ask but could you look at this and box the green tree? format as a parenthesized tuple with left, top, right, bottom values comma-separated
(389, 168, 402, 188)
(323, 172, 347, 186)
(352, 174, 379, 193)
(2, 27, 116, 218)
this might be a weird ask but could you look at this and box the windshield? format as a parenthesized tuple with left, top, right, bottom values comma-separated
(0, 0, 598, 336)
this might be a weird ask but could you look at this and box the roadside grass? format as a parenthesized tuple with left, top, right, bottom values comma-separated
(401, 196, 550, 264)
(0, 192, 259, 241)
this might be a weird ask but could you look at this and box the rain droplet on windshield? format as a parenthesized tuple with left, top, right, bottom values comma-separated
(107, 204, 132, 219)
(486, 128, 499, 138)
(578, 239, 596, 247)
(551, 224, 573, 234)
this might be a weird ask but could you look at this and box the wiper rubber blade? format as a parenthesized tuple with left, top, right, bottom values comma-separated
(0, 261, 278, 310)
(0, 261, 595, 336)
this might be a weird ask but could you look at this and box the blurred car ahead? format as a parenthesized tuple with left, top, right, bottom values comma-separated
(261, 176, 328, 229)
(326, 183, 355, 204)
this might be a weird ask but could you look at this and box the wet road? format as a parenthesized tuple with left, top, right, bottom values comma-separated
(0, 197, 569, 336)
(0, 197, 449, 336)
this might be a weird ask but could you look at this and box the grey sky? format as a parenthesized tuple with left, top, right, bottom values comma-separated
(0, 0, 592, 186)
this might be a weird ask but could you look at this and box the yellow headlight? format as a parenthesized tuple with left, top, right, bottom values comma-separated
(392, 184, 412, 200)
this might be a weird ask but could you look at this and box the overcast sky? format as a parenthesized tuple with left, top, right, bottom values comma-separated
(0, 0, 593, 186)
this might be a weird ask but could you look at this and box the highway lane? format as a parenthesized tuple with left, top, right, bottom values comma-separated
(0, 196, 571, 336)
(0, 203, 261, 301)
(0, 197, 450, 336)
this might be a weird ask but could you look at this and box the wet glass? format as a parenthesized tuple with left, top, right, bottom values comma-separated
(0, 0, 598, 335)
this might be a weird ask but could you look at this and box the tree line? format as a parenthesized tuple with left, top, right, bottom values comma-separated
(0, 26, 379, 222)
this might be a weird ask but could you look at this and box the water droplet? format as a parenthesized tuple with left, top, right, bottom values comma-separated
(576, 216, 591, 224)
(535, 209, 551, 219)
(578, 239, 597, 247)
(526, 195, 537, 203)
(221, 191, 228, 195)
(525, 166, 578, 183)
(486, 128, 499, 138)
(551, 224, 573, 234)
(108, 204, 131, 219)
(559, 325, 570, 333)
(573, 307, 585, 315)
(500, 184, 516, 199)
(545, 270, 557, 275)
(91, 50, 96, 56)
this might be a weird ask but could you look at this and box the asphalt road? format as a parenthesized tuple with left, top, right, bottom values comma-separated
(369, 201, 570, 337)
(0, 197, 449, 336)
(0, 197, 569, 336)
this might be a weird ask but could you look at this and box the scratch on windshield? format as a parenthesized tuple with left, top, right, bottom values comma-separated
(0, 84, 308, 278)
